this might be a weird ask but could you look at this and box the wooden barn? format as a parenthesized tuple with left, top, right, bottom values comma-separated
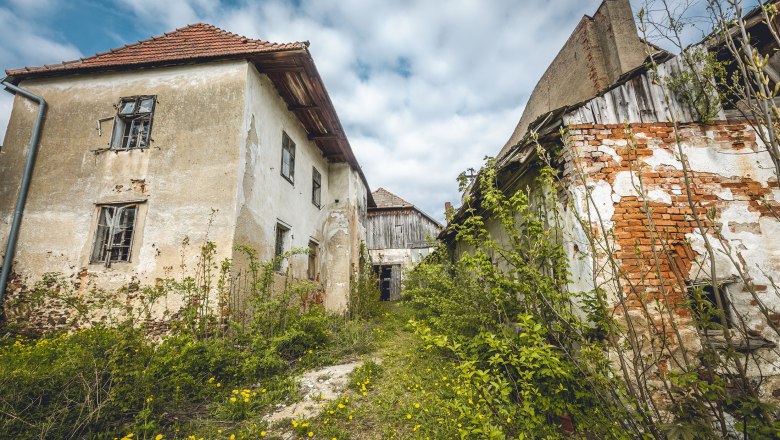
(366, 188, 441, 300)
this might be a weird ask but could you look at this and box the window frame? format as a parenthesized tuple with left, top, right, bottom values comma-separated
(307, 240, 319, 280)
(312, 167, 322, 208)
(281, 132, 296, 184)
(110, 96, 156, 151)
(274, 222, 290, 272)
(90, 203, 139, 266)
(687, 281, 734, 333)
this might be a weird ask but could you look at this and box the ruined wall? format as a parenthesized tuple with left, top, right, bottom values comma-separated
(561, 120, 780, 396)
(500, 0, 647, 158)
(322, 162, 367, 312)
(234, 64, 331, 283)
(0, 61, 247, 329)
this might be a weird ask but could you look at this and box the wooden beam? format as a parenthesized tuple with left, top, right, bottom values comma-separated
(288, 104, 319, 111)
(308, 132, 339, 140)
(260, 66, 305, 73)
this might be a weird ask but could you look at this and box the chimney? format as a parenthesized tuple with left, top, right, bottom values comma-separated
(444, 201, 452, 212)
(592, 0, 647, 84)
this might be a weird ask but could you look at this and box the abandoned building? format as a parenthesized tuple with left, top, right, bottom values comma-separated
(0, 23, 374, 327)
(366, 188, 441, 300)
(443, 0, 780, 416)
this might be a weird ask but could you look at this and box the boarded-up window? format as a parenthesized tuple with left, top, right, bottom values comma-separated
(312, 167, 321, 208)
(308, 240, 318, 280)
(111, 96, 155, 150)
(281, 132, 295, 183)
(91, 204, 138, 264)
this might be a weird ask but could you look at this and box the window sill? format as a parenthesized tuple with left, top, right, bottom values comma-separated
(703, 330, 777, 352)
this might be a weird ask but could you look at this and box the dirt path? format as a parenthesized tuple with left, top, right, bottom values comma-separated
(267, 359, 366, 423)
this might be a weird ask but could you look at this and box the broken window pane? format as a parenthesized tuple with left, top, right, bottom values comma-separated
(281, 132, 295, 183)
(91, 204, 138, 265)
(138, 98, 154, 113)
(312, 167, 321, 207)
(119, 100, 136, 114)
(274, 223, 290, 271)
(308, 240, 318, 280)
(111, 96, 155, 151)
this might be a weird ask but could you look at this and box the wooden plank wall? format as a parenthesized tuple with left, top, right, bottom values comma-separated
(367, 209, 441, 250)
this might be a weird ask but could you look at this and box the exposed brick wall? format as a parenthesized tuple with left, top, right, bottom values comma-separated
(565, 121, 778, 304)
(561, 120, 780, 398)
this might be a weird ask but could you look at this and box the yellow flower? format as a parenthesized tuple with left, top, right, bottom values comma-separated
(232, 389, 239, 395)
(308, 432, 314, 437)
(217, 430, 222, 434)
(414, 403, 420, 409)
(243, 398, 249, 403)
(216, 382, 222, 387)
(230, 397, 237, 403)
(337, 403, 344, 409)
(406, 414, 412, 419)
(208, 377, 215, 383)
(230, 435, 235, 440)
(260, 432, 267, 437)
(155, 435, 164, 440)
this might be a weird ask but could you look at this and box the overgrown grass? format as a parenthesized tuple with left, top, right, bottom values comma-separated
(0, 241, 388, 440)
(0, 304, 386, 439)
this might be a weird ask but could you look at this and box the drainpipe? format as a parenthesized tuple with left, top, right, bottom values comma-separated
(0, 77, 47, 316)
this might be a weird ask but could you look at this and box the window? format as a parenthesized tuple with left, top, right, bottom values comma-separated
(308, 240, 319, 280)
(274, 223, 290, 271)
(111, 96, 156, 150)
(90, 204, 138, 264)
(281, 132, 295, 183)
(312, 167, 322, 208)
(688, 282, 733, 331)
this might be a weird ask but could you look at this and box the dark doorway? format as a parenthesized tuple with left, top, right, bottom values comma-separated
(373, 264, 401, 301)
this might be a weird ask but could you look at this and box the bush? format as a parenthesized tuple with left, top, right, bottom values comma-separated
(347, 243, 382, 320)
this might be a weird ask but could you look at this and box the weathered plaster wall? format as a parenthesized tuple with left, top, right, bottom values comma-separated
(562, 120, 780, 396)
(0, 61, 247, 328)
(235, 64, 331, 282)
(322, 162, 367, 312)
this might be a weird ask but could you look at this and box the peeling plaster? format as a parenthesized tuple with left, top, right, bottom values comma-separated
(612, 171, 640, 197)
(644, 146, 682, 170)
(598, 144, 622, 163)
(682, 143, 776, 183)
(647, 189, 671, 204)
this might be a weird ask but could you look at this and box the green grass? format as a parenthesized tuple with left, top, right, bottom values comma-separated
(278, 303, 473, 440)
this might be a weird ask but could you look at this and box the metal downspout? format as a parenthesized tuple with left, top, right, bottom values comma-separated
(0, 78, 47, 316)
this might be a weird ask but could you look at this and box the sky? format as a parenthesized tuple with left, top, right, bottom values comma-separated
(0, 0, 717, 221)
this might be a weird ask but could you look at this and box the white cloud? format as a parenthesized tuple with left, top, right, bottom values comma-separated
(2, 0, 719, 220)
(0, 5, 82, 143)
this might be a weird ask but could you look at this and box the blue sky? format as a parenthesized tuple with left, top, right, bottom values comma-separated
(0, 0, 719, 220)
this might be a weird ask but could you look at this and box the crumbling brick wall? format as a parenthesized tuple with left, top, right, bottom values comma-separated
(561, 120, 780, 398)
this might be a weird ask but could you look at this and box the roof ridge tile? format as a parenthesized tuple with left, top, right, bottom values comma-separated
(6, 22, 305, 77)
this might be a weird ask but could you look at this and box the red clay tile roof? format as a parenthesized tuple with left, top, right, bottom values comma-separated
(371, 188, 414, 208)
(6, 23, 307, 77)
